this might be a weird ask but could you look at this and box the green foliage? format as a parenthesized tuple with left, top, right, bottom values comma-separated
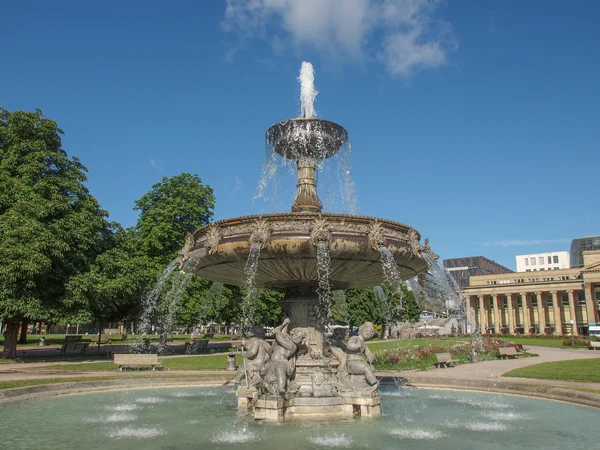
(329, 290, 349, 324)
(345, 287, 380, 326)
(65, 229, 161, 323)
(134, 173, 215, 262)
(0, 108, 114, 356)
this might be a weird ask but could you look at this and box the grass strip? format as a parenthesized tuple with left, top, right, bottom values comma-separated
(503, 358, 600, 382)
(35, 354, 242, 372)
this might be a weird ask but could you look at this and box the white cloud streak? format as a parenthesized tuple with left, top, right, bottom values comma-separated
(222, 0, 457, 78)
(482, 239, 570, 248)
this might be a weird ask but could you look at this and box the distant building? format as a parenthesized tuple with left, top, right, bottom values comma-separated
(570, 236, 600, 268)
(443, 256, 513, 288)
(516, 251, 570, 272)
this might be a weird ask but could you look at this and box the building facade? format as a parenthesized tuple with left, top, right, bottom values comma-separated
(462, 251, 600, 336)
(443, 256, 513, 288)
(570, 236, 600, 268)
(515, 251, 570, 272)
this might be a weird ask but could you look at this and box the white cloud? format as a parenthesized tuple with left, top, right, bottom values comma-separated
(482, 239, 570, 248)
(222, 0, 456, 78)
(225, 175, 243, 196)
(148, 159, 164, 172)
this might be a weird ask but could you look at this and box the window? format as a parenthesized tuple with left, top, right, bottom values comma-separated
(554, 267, 559, 270)
(526, 269, 531, 272)
(562, 294, 569, 306)
(517, 298, 523, 307)
(525, 258, 529, 266)
(531, 258, 536, 266)
(553, 255, 559, 263)
(578, 293, 586, 306)
(531, 297, 538, 307)
(540, 268, 545, 271)
(539, 257, 544, 265)
(548, 256, 552, 264)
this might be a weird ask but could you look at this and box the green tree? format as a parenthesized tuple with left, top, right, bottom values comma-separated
(134, 173, 215, 262)
(65, 229, 160, 332)
(0, 108, 113, 358)
(345, 287, 381, 332)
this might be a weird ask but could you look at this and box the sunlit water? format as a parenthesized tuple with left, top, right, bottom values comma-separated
(2, 386, 598, 449)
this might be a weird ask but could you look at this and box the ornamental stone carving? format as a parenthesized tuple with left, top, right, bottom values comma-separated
(204, 224, 222, 255)
(177, 233, 195, 269)
(249, 218, 272, 247)
(367, 220, 387, 251)
(406, 229, 420, 257)
(310, 216, 331, 246)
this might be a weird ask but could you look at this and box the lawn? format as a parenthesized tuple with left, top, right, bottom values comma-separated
(503, 358, 600, 382)
(36, 354, 242, 372)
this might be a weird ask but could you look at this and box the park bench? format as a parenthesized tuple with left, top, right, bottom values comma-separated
(60, 335, 89, 354)
(589, 341, 600, 350)
(113, 353, 163, 371)
(435, 352, 457, 368)
(498, 347, 519, 359)
(89, 334, 110, 344)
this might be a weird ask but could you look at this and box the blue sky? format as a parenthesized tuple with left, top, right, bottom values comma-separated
(2, 0, 599, 271)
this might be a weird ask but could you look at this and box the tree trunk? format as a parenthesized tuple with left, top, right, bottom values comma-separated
(2, 318, 20, 359)
(19, 319, 28, 344)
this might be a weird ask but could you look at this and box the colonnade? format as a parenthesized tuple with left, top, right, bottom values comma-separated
(465, 285, 598, 336)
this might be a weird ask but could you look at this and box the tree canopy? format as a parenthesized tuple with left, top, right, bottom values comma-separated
(134, 173, 215, 262)
(0, 108, 113, 357)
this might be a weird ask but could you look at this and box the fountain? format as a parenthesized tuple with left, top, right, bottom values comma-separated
(177, 62, 433, 421)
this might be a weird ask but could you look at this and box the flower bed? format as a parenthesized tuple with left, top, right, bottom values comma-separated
(373, 337, 512, 371)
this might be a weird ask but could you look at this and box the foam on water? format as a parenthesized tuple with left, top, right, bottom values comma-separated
(108, 404, 138, 412)
(454, 397, 512, 409)
(446, 420, 508, 432)
(308, 433, 353, 448)
(482, 411, 529, 421)
(170, 390, 218, 398)
(135, 396, 164, 404)
(108, 427, 165, 439)
(86, 413, 137, 423)
(389, 428, 444, 440)
(212, 428, 258, 444)
(381, 390, 413, 398)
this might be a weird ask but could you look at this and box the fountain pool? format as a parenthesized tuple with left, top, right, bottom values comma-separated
(3, 386, 598, 449)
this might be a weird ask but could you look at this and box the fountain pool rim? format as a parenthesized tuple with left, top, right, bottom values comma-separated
(2, 376, 599, 410)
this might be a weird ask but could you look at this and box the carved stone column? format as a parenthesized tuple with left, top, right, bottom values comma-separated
(491, 294, 500, 333)
(520, 293, 531, 334)
(567, 290, 579, 336)
(551, 291, 561, 335)
(506, 293, 514, 335)
(478, 295, 486, 332)
(535, 291, 546, 333)
(291, 159, 322, 213)
(584, 282, 598, 324)
(279, 288, 320, 330)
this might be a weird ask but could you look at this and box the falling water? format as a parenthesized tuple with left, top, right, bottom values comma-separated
(137, 260, 179, 336)
(373, 285, 391, 322)
(378, 246, 405, 308)
(241, 243, 262, 329)
(299, 61, 318, 119)
(315, 241, 332, 328)
(422, 253, 463, 314)
(158, 270, 193, 352)
(134, 259, 192, 354)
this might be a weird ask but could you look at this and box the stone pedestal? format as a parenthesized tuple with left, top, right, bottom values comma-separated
(237, 387, 382, 421)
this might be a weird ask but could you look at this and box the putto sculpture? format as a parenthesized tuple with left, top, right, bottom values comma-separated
(179, 62, 433, 420)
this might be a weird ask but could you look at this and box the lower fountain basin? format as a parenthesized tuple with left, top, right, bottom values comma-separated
(183, 212, 428, 289)
(3, 386, 599, 449)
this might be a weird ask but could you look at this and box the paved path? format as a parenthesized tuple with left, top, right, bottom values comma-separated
(378, 345, 600, 391)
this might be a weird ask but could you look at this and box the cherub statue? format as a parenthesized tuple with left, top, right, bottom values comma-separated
(234, 336, 271, 388)
(259, 318, 306, 395)
(345, 322, 378, 388)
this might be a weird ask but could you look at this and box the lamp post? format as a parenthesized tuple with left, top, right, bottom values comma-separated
(424, 320, 427, 335)
(570, 319, 575, 346)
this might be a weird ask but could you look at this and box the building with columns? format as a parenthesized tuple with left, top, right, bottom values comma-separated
(462, 250, 600, 336)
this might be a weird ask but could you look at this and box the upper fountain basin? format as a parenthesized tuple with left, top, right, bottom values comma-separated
(266, 118, 348, 161)
(181, 213, 428, 290)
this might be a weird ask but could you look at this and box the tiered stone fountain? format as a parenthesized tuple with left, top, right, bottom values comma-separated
(178, 62, 432, 421)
